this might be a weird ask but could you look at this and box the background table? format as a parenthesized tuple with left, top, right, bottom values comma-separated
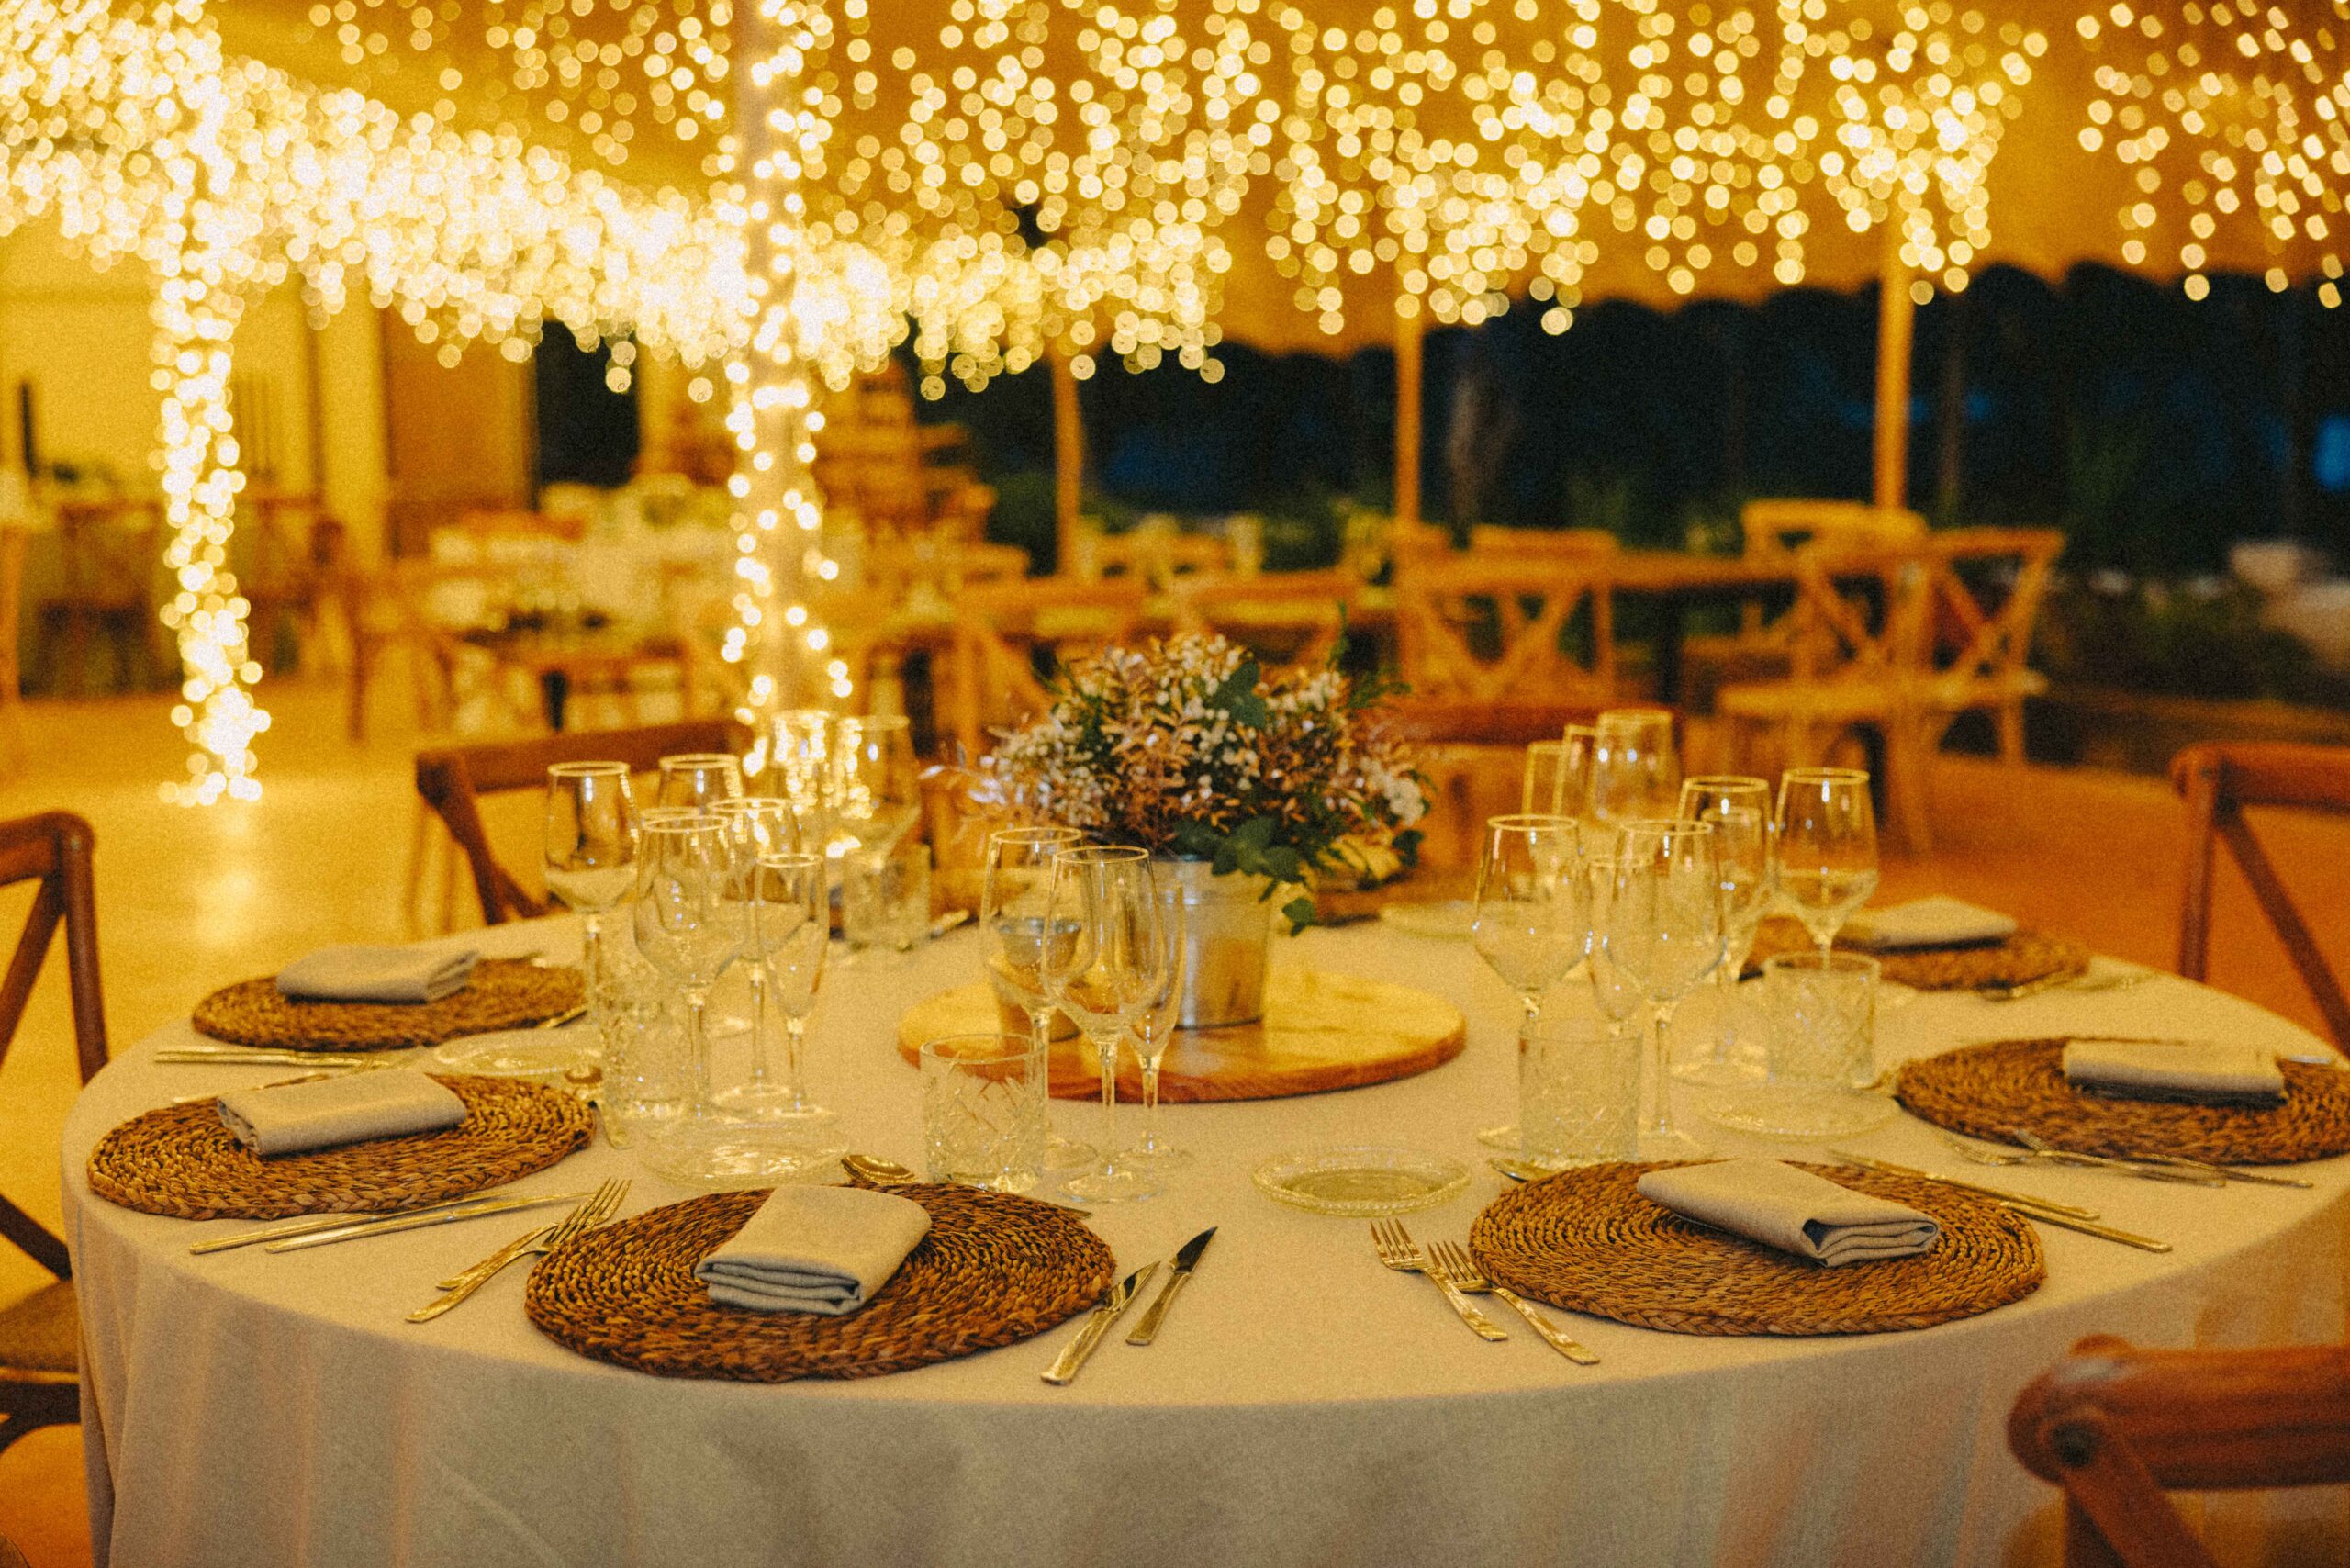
(62, 920, 2350, 1568)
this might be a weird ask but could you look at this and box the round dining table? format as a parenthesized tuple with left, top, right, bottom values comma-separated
(62, 916, 2350, 1568)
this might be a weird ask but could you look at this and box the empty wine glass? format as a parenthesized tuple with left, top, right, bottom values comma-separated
(1043, 846, 1167, 1204)
(750, 850, 842, 1146)
(1604, 820, 1724, 1159)
(1125, 881, 1190, 1170)
(656, 753, 744, 812)
(980, 826, 1094, 1170)
(543, 761, 638, 1046)
(709, 799, 803, 1117)
(1672, 777, 1775, 1086)
(635, 816, 772, 1184)
(765, 710, 836, 851)
(1775, 767, 1880, 958)
(1583, 849, 1649, 1034)
(1470, 813, 1586, 1151)
(1588, 709, 1680, 826)
(833, 715, 920, 858)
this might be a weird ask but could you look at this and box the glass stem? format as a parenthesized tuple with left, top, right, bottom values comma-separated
(685, 988, 713, 1115)
(1716, 926, 1758, 1059)
(744, 965, 773, 1088)
(581, 912, 604, 1028)
(781, 1014, 810, 1113)
(1138, 1043, 1163, 1153)
(1095, 1030, 1121, 1169)
(1646, 1003, 1673, 1136)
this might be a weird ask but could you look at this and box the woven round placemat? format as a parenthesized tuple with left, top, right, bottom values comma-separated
(524, 1183, 1113, 1381)
(1895, 1037, 2350, 1165)
(1744, 916, 2088, 992)
(1469, 1160, 2043, 1336)
(192, 959, 584, 1050)
(86, 1074, 593, 1220)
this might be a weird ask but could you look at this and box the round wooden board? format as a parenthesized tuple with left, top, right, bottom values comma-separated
(894, 969, 1468, 1103)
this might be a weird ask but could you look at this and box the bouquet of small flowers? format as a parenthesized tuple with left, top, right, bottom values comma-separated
(983, 633, 1427, 927)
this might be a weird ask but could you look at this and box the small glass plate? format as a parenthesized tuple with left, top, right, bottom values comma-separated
(431, 1029, 598, 1081)
(1253, 1146, 1471, 1216)
(1377, 901, 1475, 940)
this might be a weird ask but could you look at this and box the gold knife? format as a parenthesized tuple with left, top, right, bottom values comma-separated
(1832, 1153, 2169, 1252)
(1127, 1227, 1215, 1346)
(191, 1187, 518, 1253)
(1042, 1262, 1159, 1385)
(263, 1190, 594, 1253)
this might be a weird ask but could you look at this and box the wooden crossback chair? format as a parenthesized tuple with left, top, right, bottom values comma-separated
(1464, 525, 1618, 559)
(2009, 1335, 2350, 1568)
(0, 812, 107, 1458)
(1392, 554, 1616, 707)
(1382, 700, 1606, 870)
(945, 578, 1147, 759)
(2171, 741, 2350, 1054)
(415, 719, 733, 926)
(1168, 569, 1370, 672)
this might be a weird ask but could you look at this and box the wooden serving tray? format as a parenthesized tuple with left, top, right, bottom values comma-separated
(894, 969, 1468, 1103)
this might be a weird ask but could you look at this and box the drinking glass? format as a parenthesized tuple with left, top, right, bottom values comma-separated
(920, 1033, 1047, 1193)
(656, 752, 744, 812)
(765, 710, 836, 852)
(543, 760, 638, 1052)
(844, 842, 932, 955)
(1583, 852, 1649, 1036)
(708, 799, 802, 1117)
(1043, 846, 1167, 1204)
(1587, 709, 1680, 826)
(1705, 951, 1896, 1139)
(749, 850, 841, 1141)
(980, 825, 1094, 1169)
(1518, 1012, 1640, 1169)
(1671, 776, 1775, 1086)
(1470, 813, 1586, 1149)
(1125, 881, 1190, 1170)
(832, 715, 920, 858)
(1776, 767, 1880, 958)
(1603, 820, 1724, 1159)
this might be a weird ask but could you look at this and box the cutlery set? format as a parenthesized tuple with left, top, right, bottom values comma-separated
(1371, 1219, 1599, 1363)
(1043, 1226, 1216, 1384)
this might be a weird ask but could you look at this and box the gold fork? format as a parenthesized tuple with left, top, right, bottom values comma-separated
(1427, 1239, 1600, 1366)
(1368, 1220, 1507, 1342)
(407, 1177, 628, 1323)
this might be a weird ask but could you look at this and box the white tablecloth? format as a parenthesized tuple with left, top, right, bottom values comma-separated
(63, 921, 2350, 1568)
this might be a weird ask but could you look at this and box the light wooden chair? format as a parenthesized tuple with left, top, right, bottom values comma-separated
(2009, 1334, 2350, 1568)
(1079, 529, 1230, 587)
(1392, 554, 1616, 707)
(1168, 569, 1370, 671)
(0, 812, 107, 1459)
(342, 557, 525, 741)
(2170, 741, 2350, 1054)
(945, 578, 1147, 758)
(1465, 525, 1618, 559)
(1682, 501, 1930, 704)
(1380, 699, 1606, 871)
(35, 497, 162, 695)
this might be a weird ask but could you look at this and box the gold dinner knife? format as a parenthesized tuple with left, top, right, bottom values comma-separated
(1042, 1262, 1159, 1386)
(263, 1189, 595, 1253)
(1127, 1227, 1215, 1346)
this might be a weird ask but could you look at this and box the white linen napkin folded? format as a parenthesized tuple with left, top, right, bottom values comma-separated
(1841, 895, 2018, 951)
(274, 944, 479, 1004)
(694, 1185, 933, 1315)
(2062, 1039, 2287, 1105)
(1637, 1158, 1941, 1267)
(217, 1069, 468, 1156)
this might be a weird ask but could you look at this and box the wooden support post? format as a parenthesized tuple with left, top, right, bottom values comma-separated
(1393, 306, 1423, 527)
(1874, 233, 1916, 511)
(1050, 345, 1084, 575)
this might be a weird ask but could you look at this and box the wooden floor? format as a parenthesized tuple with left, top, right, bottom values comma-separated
(2, 681, 2346, 1566)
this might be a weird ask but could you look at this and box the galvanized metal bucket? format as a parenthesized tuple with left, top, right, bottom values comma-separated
(1154, 858, 1274, 1029)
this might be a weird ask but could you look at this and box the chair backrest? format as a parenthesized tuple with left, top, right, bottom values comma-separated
(2009, 1334, 2350, 1568)
(1380, 700, 1606, 869)
(1168, 569, 1370, 670)
(415, 718, 736, 925)
(1466, 525, 1619, 559)
(0, 812, 106, 1282)
(455, 508, 586, 543)
(1081, 530, 1231, 586)
(945, 578, 1147, 758)
(1392, 554, 1615, 704)
(1740, 499, 1926, 558)
(1915, 527, 2065, 689)
(1775, 542, 1934, 689)
(2170, 740, 2350, 1052)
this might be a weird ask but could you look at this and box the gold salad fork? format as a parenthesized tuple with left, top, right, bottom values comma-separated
(408, 1177, 628, 1323)
(1369, 1220, 1507, 1342)
(1427, 1240, 1600, 1365)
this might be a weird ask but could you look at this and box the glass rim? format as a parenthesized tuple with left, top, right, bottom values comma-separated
(1526, 739, 1569, 756)
(1488, 812, 1578, 829)
(656, 752, 741, 769)
(1780, 767, 1871, 784)
(1680, 774, 1771, 793)
(1610, 816, 1712, 837)
(918, 1031, 1036, 1064)
(1055, 844, 1150, 865)
(755, 850, 825, 870)
(708, 797, 790, 814)
(1594, 706, 1673, 727)
(640, 812, 725, 834)
(547, 759, 630, 778)
(1762, 949, 1881, 978)
(1562, 723, 1598, 740)
(988, 824, 1080, 847)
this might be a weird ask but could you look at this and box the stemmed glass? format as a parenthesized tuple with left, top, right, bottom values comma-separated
(833, 715, 921, 858)
(1523, 725, 1598, 816)
(1775, 767, 1880, 958)
(1125, 881, 1191, 1170)
(766, 711, 836, 853)
(656, 753, 744, 811)
(708, 799, 804, 1117)
(749, 851, 842, 1149)
(1672, 777, 1776, 1086)
(1042, 846, 1167, 1204)
(1587, 709, 1680, 826)
(1470, 813, 1586, 1150)
(1604, 820, 1724, 1159)
(543, 761, 639, 1049)
(980, 826, 1094, 1170)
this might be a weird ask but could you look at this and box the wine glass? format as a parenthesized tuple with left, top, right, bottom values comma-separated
(1525, 726, 1598, 816)
(1603, 820, 1724, 1159)
(543, 760, 638, 1048)
(832, 715, 920, 858)
(1043, 846, 1167, 1204)
(765, 710, 836, 852)
(1583, 848, 1649, 1034)
(708, 799, 804, 1117)
(1588, 709, 1680, 826)
(1469, 813, 1585, 1150)
(980, 826, 1094, 1170)
(749, 850, 842, 1146)
(632, 817, 757, 1183)
(1125, 880, 1190, 1170)
(1775, 767, 1880, 958)
(656, 753, 744, 812)
(1672, 777, 1775, 1086)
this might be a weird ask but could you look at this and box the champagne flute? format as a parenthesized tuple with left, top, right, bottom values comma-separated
(1125, 880, 1190, 1170)
(543, 760, 638, 1049)
(765, 710, 836, 853)
(1604, 820, 1724, 1159)
(833, 715, 920, 858)
(750, 851, 841, 1144)
(1470, 813, 1585, 1150)
(709, 799, 804, 1117)
(656, 752, 744, 811)
(980, 826, 1094, 1170)
(1043, 846, 1166, 1204)
(1588, 709, 1680, 826)
(632, 816, 747, 1182)
(1523, 727, 1598, 816)
(1672, 777, 1775, 1086)
(1775, 767, 1880, 958)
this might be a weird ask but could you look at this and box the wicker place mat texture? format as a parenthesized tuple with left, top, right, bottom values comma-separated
(192, 959, 584, 1049)
(1896, 1037, 2350, 1165)
(86, 1073, 593, 1220)
(526, 1182, 1113, 1381)
(1469, 1160, 2044, 1337)
(1744, 917, 2088, 992)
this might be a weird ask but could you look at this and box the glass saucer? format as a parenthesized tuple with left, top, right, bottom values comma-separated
(432, 1028, 599, 1081)
(1252, 1146, 1470, 1216)
(1704, 1087, 1899, 1140)
(639, 1120, 848, 1191)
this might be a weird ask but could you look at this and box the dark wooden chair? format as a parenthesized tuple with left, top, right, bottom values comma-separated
(2170, 741, 2350, 1054)
(0, 812, 107, 1459)
(415, 719, 734, 925)
(2009, 1334, 2350, 1567)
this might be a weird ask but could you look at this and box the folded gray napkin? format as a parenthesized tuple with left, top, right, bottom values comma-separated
(217, 1070, 468, 1156)
(694, 1185, 932, 1315)
(2063, 1039, 2287, 1105)
(274, 944, 478, 1004)
(1841, 895, 2018, 951)
(1637, 1158, 1941, 1267)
